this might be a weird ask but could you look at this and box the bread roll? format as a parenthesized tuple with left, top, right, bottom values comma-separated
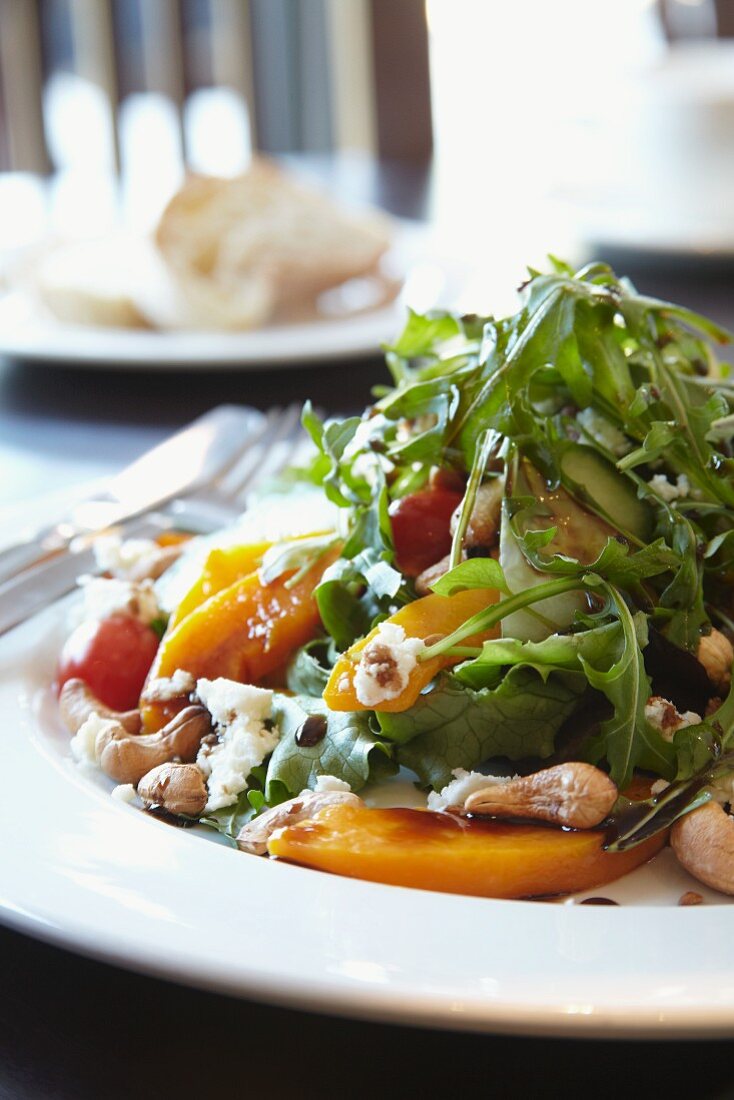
(29, 237, 150, 329)
(153, 159, 392, 330)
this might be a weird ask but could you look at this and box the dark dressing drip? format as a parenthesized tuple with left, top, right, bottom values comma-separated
(144, 804, 199, 828)
(295, 714, 328, 747)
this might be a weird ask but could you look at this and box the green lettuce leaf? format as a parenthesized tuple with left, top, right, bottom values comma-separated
(377, 669, 585, 790)
(266, 694, 397, 803)
(285, 639, 335, 695)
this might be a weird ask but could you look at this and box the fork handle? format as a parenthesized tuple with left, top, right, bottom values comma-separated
(0, 501, 139, 586)
(0, 531, 76, 585)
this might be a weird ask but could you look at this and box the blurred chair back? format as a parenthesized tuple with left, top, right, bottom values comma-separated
(0, 0, 432, 176)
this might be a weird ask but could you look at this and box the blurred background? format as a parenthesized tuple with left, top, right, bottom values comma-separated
(1, 0, 734, 282)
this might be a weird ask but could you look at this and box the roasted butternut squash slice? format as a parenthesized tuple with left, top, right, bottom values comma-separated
(169, 541, 272, 629)
(142, 547, 339, 729)
(268, 803, 666, 899)
(323, 587, 501, 713)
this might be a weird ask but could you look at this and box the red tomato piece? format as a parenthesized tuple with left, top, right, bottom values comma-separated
(389, 487, 464, 576)
(56, 614, 160, 711)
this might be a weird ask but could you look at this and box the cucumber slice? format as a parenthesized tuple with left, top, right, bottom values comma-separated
(559, 443, 652, 542)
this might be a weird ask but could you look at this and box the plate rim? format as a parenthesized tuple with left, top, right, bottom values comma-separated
(0, 219, 454, 370)
(1, 609, 733, 1040)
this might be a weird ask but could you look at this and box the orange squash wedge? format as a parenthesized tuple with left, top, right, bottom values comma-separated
(169, 541, 272, 630)
(142, 547, 339, 729)
(268, 803, 667, 899)
(323, 587, 501, 713)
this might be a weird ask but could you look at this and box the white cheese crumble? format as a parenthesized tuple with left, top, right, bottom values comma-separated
(80, 576, 160, 624)
(111, 783, 139, 805)
(650, 779, 670, 797)
(644, 696, 701, 742)
(353, 622, 424, 707)
(143, 668, 196, 702)
(427, 768, 510, 812)
(195, 677, 277, 812)
(313, 774, 352, 794)
(647, 474, 690, 503)
(70, 712, 119, 767)
(93, 534, 160, 579)
(577, 408, 632, 458)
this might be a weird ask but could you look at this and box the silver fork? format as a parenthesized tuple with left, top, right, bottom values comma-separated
(0, 404, 306, 636)
(162, 403, 304, 532)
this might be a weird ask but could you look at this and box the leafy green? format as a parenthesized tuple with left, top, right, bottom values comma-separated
(607, 689, 734, 851)
(285, 638, 336, 695)
(579, 587, 675, 787)
(274, 262, 734, 805)
(430, 555, 508, 597)
(452, 621, 624, 690)
(266, 694, 397, 803)
(316, 547, 405, 651)
(199, 765, 271, 843)
(148, 614, 170, 641)
(378, 669, 584, 790)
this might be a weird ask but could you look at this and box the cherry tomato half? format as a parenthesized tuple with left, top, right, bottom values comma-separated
(56, 614, 160, 711)
(389, 487, 464, 577)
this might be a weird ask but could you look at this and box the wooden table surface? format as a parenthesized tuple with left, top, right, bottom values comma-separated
(2, 163, 734, 1098)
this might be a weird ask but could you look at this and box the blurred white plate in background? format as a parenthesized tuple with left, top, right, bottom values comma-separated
(0, 221, 469, 369)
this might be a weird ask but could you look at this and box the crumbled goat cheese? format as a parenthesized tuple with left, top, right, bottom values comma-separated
(650, 779, 670, 797)
(143, 668, 196, 703)
(81, 576, 160, 624)
(313, 774, 352, 794)
(647, 474, 690, 502)
(93, 534, 159, 579)
(70, 712, 119, 767)
(577, 408, 632, 458)
(353, 622, 424, 707)
(644, 696, 701, 742)
(195, 678, 277, 812)
(111, 783, 139, 805)
(427, 768, 510, 812)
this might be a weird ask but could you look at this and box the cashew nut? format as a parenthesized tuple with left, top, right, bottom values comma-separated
(450, 479, 504, 551)
(96, 704, 211, 784)
(237, 789, 363, 855)
(463, 762, 618, 829)
(415, 553, 452, 597)
(59, 678, 141, 735)
(697, 629, 733, 691)
(671, 801, 734, 895)
(137, 762, 208, 817)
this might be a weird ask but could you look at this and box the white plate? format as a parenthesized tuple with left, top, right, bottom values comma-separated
(0, 222, 465, 369)
(2, 601, 734, 1039)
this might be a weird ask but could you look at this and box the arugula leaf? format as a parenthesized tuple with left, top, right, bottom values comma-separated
(285, 638, 335, 695)
(294, 261, 734, 794)
(316, 546, 404, 650)
(515, 528, 681, 589)
(386, 308, 461, 360)
(452, 621, 623, 690)
(266, 694, 396, 803)
(430, 556, 508, 597)
(301, 402, 362, 508)
(377, 669, 584, 790)
(581, 586, 676, 787)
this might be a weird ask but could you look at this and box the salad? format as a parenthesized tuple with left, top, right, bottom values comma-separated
(57, 260, 734, 901)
